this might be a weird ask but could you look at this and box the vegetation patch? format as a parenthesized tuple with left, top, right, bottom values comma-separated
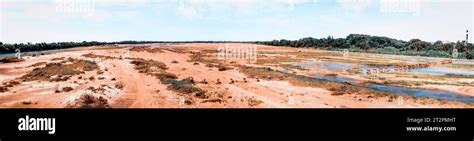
(258, 34, 474, 59)
(280, 64, 308, 71)
(130, 58, 168, 73)
(28, 62, 47, 67)
(160, 78, 203, 94)
(245, 97, 263, 107)
(444, 73, 474, 78)
(129, 46, 164, 53)
(68, 94, 110, 108)
(129, 58, 205, 95)
(19, 58, 98, 82)
(82, 53, 118, 59)
(239, 66, 390, 97)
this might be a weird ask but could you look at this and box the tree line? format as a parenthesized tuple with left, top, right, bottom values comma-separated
(1, 34, 473, 59)
(254, 34, 474, 59)
(0, 41, 236, 54)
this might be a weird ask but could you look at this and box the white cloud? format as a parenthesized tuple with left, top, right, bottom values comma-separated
(352, 0, 473, 42)
(171, 0, 316, 19)
(176, 3, 202, 19)
(337, 0, 373, 12)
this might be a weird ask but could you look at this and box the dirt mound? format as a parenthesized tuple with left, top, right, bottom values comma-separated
(0, 57, 24, 63)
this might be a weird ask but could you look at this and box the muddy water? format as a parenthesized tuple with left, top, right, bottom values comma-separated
(297, 62, 357, 70)
(0, 49, 66, 57)
(409, 68, 474, 75)
(298, 61, 474, 104)
(364, 85, 474, 103)
(313, 74, 474, 103)
(299, 61, 474, 76)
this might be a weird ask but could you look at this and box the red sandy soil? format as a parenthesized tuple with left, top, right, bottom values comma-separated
(0, 44, 471, 108)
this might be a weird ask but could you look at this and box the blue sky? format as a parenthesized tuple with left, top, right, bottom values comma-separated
(0, 0, 473, 43)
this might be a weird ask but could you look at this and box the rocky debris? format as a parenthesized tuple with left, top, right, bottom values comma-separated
(50, 75, 71, 82)
(0, 86, 9, 92)
(194, 91, 208, 99)
(184, 100, 193, 105)
(2, 81, 21, 87)
(21, 101, 32, 105)
(114, 82, 125, 90)
(202, 98, 226, 103)
(199, 79, 208, 84)
(62, 87, 74, 92)
(245, 97, 263, 107)
(97, 70, 104, 75)
(218, 65, 231, 71)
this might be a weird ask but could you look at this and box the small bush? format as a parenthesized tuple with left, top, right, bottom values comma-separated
(160, 78, 202, 94)
(77, 94, 110, 108)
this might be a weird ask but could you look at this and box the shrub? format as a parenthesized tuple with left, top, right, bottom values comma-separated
(78, 94, 110, 108)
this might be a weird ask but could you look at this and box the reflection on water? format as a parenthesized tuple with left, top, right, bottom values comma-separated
(409, 68, 474, 75)
(313, 73, 474, 104)
(303, 63, 474, 104)
(0, 49, 65, 57)
(298, 62, 357, 70)
(299, 60, 474, 76)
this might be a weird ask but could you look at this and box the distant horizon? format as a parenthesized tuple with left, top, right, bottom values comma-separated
(1, 33, 471, 44)
(1, 0, 473, 43)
